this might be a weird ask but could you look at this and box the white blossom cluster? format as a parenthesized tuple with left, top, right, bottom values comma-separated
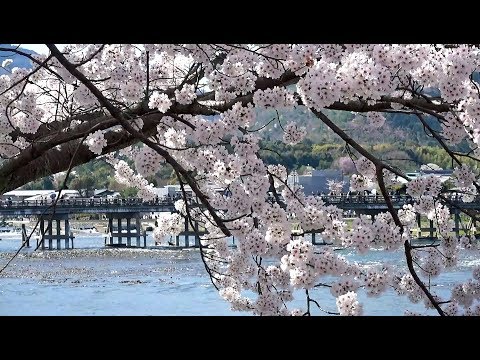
(296, 59, 342, 110)
(452, 164, 477, 202)
(85, 130, 107, 155)
(253, 86, 296, 109)
(161, 128, 187, 149)
(283, 122, 307, 145)
(113, 159, 156, 201)
(441, 112, 466, 145)
(152, 213, 185, 243)
(361, 267, 390, 297)
(392, 273, 425, 303)
(398, 204, 417, 229)
(406, 175, 444, 217)
(134, 145, 164, 178)
(349, 157, 377, 192)
(336, 291, 363, 316)
(344, 213, 403, 252)
(452, 164, 476, 187)
(366, 112, 386, 128)
(327, 179, 344, 194)
(148, 91, 172, 113)
(174, 84, 197, 105)
(446, 279, 480, 315)
(349, 174, 374, 192)
(418, 247, 443, 277)
(330, 277, 359, 297)
(356, 157, 376, 178)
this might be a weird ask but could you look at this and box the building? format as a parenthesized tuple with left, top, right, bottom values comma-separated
(153, 185, 191, 200)
(420, 169, 453, 183)
(1, 189, 81, 201)
(93, 189, 120, 198)
(1, 190, 54, 201)
(395, 169, 453, 185)
(153, 183, 227, 201)
(24, 190, 81, 201)
(287, 169, 350, 195)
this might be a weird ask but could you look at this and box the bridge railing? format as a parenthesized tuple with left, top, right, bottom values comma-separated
(0, 193, 477, 209)
(0, 196, 178, 208)
(319, 194, 411, 204)
(318, 194, 477, 205)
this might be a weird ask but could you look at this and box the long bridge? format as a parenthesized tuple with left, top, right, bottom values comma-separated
(321, 193, 480, 211)
(0, 197, 177, 250)
(0, 197, 175, 216)
(3, 194, 479, 216)
(1, 194, 478, 250)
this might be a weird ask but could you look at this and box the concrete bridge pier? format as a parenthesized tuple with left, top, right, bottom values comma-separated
(194, 221, 200, 247)
(21, 224, 31, 248)
(105, 212, 145, 248)
(174, 217, 202, 247)
(38, 213, 73, 250)
(453, 208, 461, 237)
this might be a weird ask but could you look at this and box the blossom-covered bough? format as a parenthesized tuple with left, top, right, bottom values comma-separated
(1, 44, 480, 315)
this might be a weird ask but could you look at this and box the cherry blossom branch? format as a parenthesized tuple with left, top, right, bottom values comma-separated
(0, 47, 63, 79)
(305, 290, 339, 316)
(404, 241, 445, 315)
(310, 108, 446, 316)
(0, 112, 164, 193)
(73, 45, 105, 68)
(48, 44, 232, 238)
(414, 113, 480, 195)
(0, 55, 53, 97)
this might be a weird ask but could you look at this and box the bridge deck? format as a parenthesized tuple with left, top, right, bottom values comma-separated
(0, 198, 175, 216)
(0, 194, 478, 217)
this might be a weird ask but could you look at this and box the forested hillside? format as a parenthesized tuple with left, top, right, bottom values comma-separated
(257, 107, 471, 172)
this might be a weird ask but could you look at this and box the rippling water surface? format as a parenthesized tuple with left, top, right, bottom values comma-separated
(0, 234, 478, 315)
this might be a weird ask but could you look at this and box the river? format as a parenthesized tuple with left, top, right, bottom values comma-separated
(0, 234, 478, 315)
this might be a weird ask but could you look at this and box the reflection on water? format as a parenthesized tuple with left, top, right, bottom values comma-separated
(0, 234, 478, 315)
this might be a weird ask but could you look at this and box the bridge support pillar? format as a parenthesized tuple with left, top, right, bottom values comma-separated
(38, 213, 73, 250)
(105, 212, 142, 248)
(21, 224, 30, 248)
(184, 218, 189, 247)
(429, 219, 435, 238)
(174, 217, 204, 248)
(454, 209, 460, 237)
(416, 213, 422, 238)
(194, 221, 200, 247)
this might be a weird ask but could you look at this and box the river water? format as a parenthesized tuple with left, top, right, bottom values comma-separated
(0, 234, 478, 316)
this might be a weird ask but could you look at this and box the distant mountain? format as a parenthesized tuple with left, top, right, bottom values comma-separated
(0, 44, 36, 74)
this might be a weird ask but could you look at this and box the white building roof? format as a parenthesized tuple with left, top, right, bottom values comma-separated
(4, 190, 54, 197)
(23, 190, 80, 201)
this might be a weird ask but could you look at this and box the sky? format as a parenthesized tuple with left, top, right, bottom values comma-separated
(14, 44, 67, 54)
